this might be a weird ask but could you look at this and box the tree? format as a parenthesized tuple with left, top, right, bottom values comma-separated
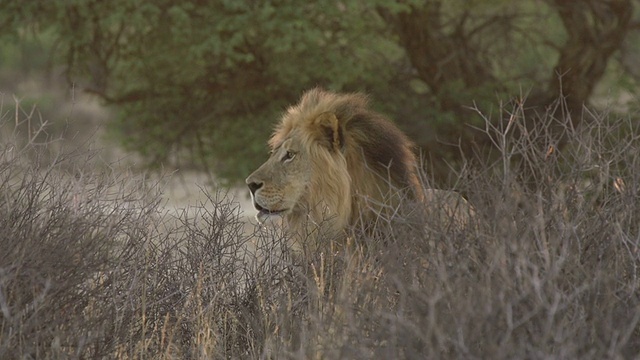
(1, 0, 401, 181)
(379, 0, 635, 173)
(1, 0, 637, 183)
(549, 0, 633, 115)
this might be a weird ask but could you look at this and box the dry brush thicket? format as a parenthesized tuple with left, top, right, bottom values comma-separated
(1, 97, 639, 359)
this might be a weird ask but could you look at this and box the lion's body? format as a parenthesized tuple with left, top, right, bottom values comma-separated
(246, 89, 472, 250)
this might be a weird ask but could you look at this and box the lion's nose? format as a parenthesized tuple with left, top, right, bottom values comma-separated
(247, 181, 263, 196)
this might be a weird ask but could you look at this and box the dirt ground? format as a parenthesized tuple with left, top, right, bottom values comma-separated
(1, 78, 258, 233)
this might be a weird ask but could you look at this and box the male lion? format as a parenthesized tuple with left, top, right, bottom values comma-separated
(246, 89, 473, 251)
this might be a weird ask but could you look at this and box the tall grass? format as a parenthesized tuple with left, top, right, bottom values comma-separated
(1, 95, 639, 359)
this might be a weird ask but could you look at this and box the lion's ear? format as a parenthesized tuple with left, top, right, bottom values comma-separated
(312, 113, 344, 151)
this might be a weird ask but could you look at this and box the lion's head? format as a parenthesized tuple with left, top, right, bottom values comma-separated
(246, 89, 423, 246)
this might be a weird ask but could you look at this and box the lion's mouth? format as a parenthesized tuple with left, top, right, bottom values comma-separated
(254, 202, 288, 223)
(257, 207, 287, 216)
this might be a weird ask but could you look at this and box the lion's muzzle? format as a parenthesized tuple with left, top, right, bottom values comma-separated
(247, 180, 263, 197)
(246, 180, 269, 211)
(246, 178, 288, 224)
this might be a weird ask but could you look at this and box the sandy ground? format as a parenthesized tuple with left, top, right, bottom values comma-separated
(2, 80, 259, 235)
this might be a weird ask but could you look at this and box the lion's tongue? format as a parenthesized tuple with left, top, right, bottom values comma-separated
(256, 209, 285, 226)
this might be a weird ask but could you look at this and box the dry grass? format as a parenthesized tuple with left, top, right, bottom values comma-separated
(1, 96, 639, 359)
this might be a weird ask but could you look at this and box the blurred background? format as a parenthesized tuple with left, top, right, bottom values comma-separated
(1, 0, 639, 190)
(3, 3, 640, 357)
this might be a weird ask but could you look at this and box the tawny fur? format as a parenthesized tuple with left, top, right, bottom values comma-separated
(246, 88, 471, 250)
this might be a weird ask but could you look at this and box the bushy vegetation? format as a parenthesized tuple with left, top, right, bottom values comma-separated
(2, 0, 637, 182)
(1, 95, 639, 359)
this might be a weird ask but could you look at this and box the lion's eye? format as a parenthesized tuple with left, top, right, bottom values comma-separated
(282, 150, 296, 162)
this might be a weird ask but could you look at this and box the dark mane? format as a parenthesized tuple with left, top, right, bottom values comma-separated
(276, 88, 423, 202)
(343, 109, 420, 193)
(315, 89, 421, 197)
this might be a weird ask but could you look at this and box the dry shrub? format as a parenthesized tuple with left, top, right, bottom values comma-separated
(1, 96, 639, 359)
(249, 97, 640, 359)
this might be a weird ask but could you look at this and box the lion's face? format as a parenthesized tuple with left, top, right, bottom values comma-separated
(246, 137, 312, 224)
(245, 89, 434, 247)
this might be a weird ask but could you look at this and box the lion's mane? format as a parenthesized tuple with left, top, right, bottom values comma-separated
(269, 88, 424, 239)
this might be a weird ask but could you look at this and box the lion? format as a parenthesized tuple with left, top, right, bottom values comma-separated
(246, 88, 474, 251)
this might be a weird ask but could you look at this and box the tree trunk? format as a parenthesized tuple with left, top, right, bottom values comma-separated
(547, 0, 632, 118)
(378, 1, 495, 111)
(379, 0, 633, 183)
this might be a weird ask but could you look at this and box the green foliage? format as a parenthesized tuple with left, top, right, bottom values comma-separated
(11, 0, 399, 181)
(0, 0, 637, 182)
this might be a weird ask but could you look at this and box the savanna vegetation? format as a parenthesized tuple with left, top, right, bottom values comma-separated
(2, 0, 638, 181)
(1, 0, 640, 359)
(1, 93, 640, 359)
